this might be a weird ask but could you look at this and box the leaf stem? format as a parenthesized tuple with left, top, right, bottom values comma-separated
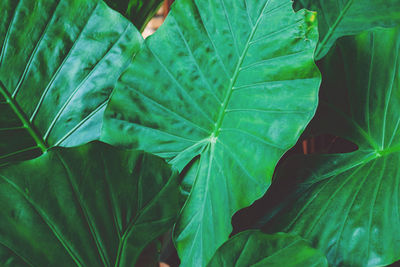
(0, 80, 48, 152)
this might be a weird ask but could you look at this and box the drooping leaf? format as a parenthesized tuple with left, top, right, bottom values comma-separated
(0, 141, 181, 266)
(104, 0, 164, 32)
(208, 231, 328, 267)
(102, 0, 321, 265)
(259, 27, 400, 266)
(0, 0, 143, 166)
(295, 0, 400, 59)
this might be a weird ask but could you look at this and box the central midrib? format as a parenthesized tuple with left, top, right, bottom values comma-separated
(0, 80, 48, 153)
(378, 143, 400, 157)
(212, 0, 272, 138)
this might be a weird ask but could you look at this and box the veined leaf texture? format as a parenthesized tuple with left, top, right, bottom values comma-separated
(260, 27, 400, 267)
(102, 0, 321, 265)
(0, 0, 143, 166)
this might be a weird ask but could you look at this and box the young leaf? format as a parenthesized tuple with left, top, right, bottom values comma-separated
(102, 0, 321, 265)
(208, 231, 328, 267)
(0, 141, 181, 266)
(296, 0, 400, 59)
(104, 0, 164, 32)
(260, 27, 400, 266)
(0, 0, 143, 166)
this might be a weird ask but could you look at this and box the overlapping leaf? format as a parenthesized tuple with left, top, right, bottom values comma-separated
(260, 27, 400, 266)
(295, 0, 400, 59)
(208, 231, 328, 267)
(102, 0, 321, 265)
(104, 0, 164, 32)
(0, 142, 180, 266)
(0, 0, 143, 166)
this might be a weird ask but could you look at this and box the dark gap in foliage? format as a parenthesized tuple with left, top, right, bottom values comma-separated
(231, 133, 358, 235)
(301, 134, 358, 154)
(388, 260, 400, 266)
(160, 229, 180, 267)
(231, 137, 303, 235)
(136, 240, 160, 267)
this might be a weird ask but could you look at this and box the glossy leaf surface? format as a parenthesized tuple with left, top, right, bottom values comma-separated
(208, 231, 328, 267)
(104, 0, 164, 32)
(260, 27, 400, 266)
(102, 0, 321, 265)
(0, 0, 143, 166)
(295, 0, 400, 59)
(0, 141, 180, 266)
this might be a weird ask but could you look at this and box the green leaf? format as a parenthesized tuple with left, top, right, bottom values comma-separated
(0, 141, 181, 266)
(295, 0, 400, 59)
(260, 27, 400, 266)
(104, 0, 164, 32)
(0, 0, 143, 166)
(102, 0, 321, 265)
(208, 231, 328, 267)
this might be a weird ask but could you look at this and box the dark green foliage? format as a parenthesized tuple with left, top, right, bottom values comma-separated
(104, 0, 164, 32)
(1, 0, 400, 266)
(102, 0, 320, 265)
(295, 0, 400, 59)
(0, 0, 143, 166)
(208, 231, 328, 267)
(259, 27, 400, 266)
(0, 142, 181, 266)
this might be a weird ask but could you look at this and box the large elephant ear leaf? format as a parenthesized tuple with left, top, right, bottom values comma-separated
(102, 0, 321, 265)
(295, 0, 400, 59)
(259, 27, 400, 266)
(0, 141, 181, 267)
(0, 0, 143, 166)
(104, 0, 164, 32)
(208, 231, 328, 267)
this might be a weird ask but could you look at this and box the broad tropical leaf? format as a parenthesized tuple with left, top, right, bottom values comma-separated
(259, 27, 400, 266)
(104, 0, 164, 32)
(102, 0, 321, 265)
(0, 141, 180, 266)
(208, 231, 328, 267)
(295, 0, 400, 59)
(0, 0, 143, 166)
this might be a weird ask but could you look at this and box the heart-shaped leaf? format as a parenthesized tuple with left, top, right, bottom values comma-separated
(0, 0, 143, 166)
(260, 27, 400, 266)
(0, 141, 180, 266)
(102, 0, 321, 265)
(295, 0, 400, 59)
(208, 231, 328, 267)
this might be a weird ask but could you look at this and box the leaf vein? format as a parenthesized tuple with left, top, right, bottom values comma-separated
(29, 2, 100, 122)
